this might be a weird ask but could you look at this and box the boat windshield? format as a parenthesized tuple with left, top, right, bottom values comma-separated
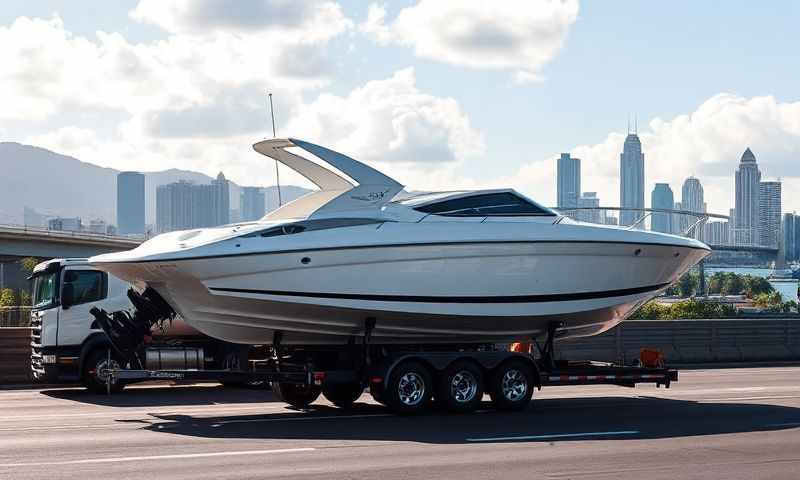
(403, 191, 557, 217)
(32, 271, 59, 310)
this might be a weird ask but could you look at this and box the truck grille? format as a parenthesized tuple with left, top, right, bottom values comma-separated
(30, 313, 44, 378)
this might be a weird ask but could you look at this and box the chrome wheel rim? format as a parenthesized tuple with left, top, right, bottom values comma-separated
(450, 371, 478, 403)
(397, 372, 425, 406)
(95, 358, 120, 384)
(501, 369, 527, 402)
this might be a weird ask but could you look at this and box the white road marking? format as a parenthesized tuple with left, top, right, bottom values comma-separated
(699, 395, 800, 402)
(466, 430, 639, 442)
(0, 448, 316, 467)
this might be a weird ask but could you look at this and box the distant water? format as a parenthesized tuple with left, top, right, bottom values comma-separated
(705, 266, 798, 301)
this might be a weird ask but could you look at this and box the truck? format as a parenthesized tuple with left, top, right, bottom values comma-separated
(92, 287, 678, 414)
(29, 258, 260, 393)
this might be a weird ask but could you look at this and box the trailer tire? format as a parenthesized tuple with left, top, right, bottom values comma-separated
(322, 382, 364, 408)
(271, 382, 321, 408)
(384, 360, 433, 415)
(438, 360, 484, 413)
(489, 360, 533, 411)
(82, 348, 126, 394)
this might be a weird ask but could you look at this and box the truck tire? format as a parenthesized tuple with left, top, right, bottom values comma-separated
(82, 348, 126, 394)
(322, 382, 364, 408)
(489, 360, 533, 411)
(384, 360, 433, 415)
(271, 382, 321, 408)
(437, 360, 484, 413)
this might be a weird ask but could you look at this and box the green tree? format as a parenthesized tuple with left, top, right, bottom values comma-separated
(20, 290, 32, 306)
(0, 288, 16, 307)
(19, 257, 40, 273)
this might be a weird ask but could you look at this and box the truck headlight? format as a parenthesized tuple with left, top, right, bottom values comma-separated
(42, 355, 57, 364)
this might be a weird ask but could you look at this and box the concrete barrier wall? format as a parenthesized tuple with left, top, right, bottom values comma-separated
(0, 328, 32, 384)
(1, 320, 799, 385)
(557, 319, 800, 365)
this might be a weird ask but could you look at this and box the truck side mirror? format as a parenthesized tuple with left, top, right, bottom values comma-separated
(61, 283, 75, 309)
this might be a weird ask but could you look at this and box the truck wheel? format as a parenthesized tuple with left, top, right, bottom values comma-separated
(489, 360, 533, 411)
(322, 382, 364, 408)
(271, 382, 321, 408)
(384, 361, 433, 415)
(82, 348, 125, 394)
(438, 360, 484, 413)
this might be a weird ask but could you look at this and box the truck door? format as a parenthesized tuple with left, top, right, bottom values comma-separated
(57, 269, 108, 347)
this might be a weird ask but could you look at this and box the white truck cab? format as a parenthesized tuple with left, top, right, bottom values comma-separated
(30, 258, 252, 392)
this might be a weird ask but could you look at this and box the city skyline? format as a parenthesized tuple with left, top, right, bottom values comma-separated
(1, 2, 798, 215)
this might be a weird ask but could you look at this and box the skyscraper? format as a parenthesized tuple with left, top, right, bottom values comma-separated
(619, 133, 644, 226)
(241, 187, 266, 222)
(734, 148, 761, 246)
(576, 192, 601, 223)
(704, 221, 729, 245)
(117, 171, 145, 235)
(557, 153, 581, 210)
(650, 183, 674, 233)
(681, 177, 704, 213)
(759, 180, 781, 248)
(156, 173, 231, 233)
(783, 213, 796, 263)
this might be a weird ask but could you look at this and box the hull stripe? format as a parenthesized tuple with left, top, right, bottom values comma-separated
(208, 282, 669, 304)
(96, 240, 709, 264)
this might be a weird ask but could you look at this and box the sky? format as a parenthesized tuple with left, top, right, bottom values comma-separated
(1, 0, 799, 215)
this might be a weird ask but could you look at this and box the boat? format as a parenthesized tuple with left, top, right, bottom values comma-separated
(89, 138, 710, 346)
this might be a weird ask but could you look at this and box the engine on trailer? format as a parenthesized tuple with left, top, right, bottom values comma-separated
(90, 287, 176, 362)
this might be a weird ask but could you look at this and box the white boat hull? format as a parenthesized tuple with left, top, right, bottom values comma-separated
(98, 240, 707, 345)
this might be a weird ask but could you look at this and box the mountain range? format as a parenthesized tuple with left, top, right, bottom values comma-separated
(0, 142, 310, 227)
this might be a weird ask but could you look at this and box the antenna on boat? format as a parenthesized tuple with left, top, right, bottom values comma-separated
(268, 91, 283, 207)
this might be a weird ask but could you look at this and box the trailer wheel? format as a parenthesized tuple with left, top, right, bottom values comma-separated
(271, 382, 321, 408)
(82, 348, 125, 394)
(384, 361, 433, 415)
(438, 360, 484, 413)
(322, 382, 364, 408)
(489, 360, 533, 411)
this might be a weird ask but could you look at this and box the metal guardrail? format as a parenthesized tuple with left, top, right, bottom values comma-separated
(558, 319, 800, 365)
(0, 307, 31, 327)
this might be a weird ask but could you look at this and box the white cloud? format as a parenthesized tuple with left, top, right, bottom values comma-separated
(285, 68, 485, 168)
(131, 0, 351, 42)
(504, 94, 800, 214)
(359, 0, 579, 82)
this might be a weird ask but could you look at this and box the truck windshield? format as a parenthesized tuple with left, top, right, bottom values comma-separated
(32, 272, 59, 309)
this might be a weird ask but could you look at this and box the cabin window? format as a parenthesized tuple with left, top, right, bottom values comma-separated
(62, 270, 107, 306)
(414, 192, 555, 217)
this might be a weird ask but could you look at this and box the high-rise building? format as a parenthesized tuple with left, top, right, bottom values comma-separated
(650, 183, 674, 233)
(783, 213, 797, 263)
(48, 217, 82, 232)
(117, 171, 145, 235)
(156, 173, 230, 233)
(576, 192, 601, 223)
(734, 148, 761, 246)
(758, 180, 781, 248)
(557, 153, 581, 210)
(619, 133, 644, 226)
(681, 177, 704, 213)
(673, 201, 684, 235)
(681, 176, 704, 239)
(241, 187, 266, 222)
(704, 221, 729, 245)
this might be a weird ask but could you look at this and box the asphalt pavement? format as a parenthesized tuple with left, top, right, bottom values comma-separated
(2, 367, 800, 479)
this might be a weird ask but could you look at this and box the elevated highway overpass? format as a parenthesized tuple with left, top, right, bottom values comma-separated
(0, 224, 142, 259)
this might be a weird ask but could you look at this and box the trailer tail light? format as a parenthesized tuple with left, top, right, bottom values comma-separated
(370, 376, 383, 384)
(312, 372, 325, 385)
